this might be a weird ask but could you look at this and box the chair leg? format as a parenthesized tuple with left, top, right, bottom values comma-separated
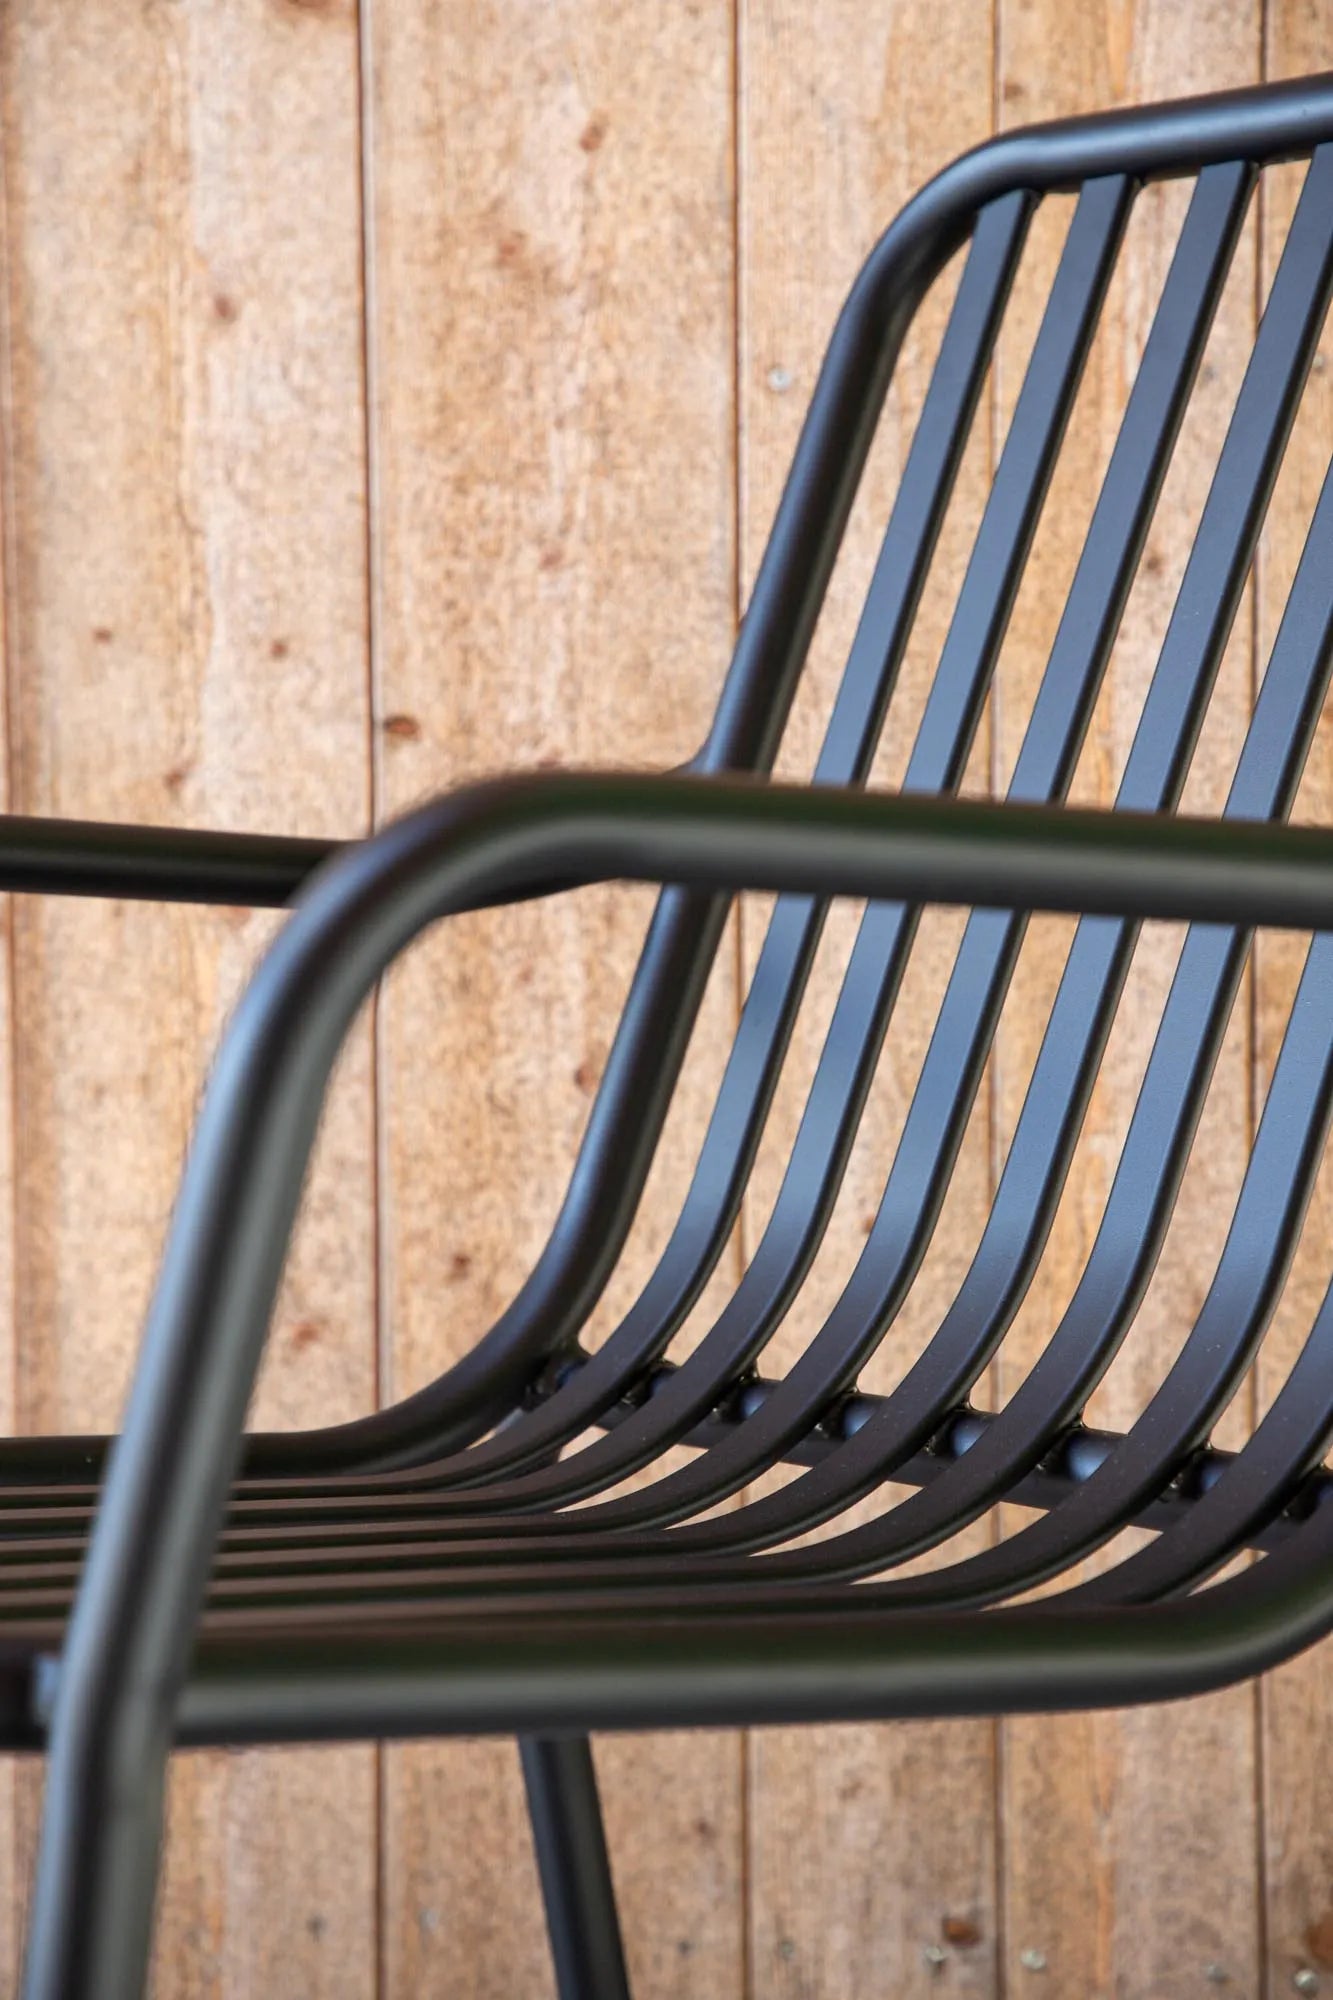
(21, 1720, 169, 2000)
(520, 1734, 632, 2000)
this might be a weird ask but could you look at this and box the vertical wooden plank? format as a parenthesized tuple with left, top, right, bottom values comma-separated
(0, 2, 376, 1993)
(364, 3, 742, 1994)
(994, 7, 1262, 1997)
(0, 77, 20, 1982)
(1256, 11, 1333, 1999)
(740, 6, 1000, 1995)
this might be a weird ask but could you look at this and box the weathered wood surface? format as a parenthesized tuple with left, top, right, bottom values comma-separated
(0, 2, 1328, 1995)
(993, 10, 1270, 1999)
(364, 3, 742, 1994)
(0, 1, 377, 1992)
(738, 3, 1000, 1992)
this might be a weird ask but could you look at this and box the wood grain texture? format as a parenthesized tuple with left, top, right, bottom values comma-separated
(739, 4, 1000, 1995)
(362, 2, 742, 1993)
(1256, 10, 1333, 2000)
(0, 84, 17, 1983)
(0, 1, 376, 1992)
(993, 7, 1264, 1998)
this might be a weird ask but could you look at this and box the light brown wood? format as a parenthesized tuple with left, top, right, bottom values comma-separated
(0, 76, 18, 1981)
(739, 4, 1000, 1994)
(0, 1, 376, 1992)
(1256, 10, 1333, 1999)
(993, 7, 1265, 1997)
(362, 2, 742, 1993)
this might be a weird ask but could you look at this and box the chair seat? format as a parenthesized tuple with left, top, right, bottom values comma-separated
(1, 1317, 1332, 1751)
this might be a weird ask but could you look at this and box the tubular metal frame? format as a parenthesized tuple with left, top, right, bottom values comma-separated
(5, 67, 1333, 2000)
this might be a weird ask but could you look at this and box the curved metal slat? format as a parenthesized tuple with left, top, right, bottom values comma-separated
(375, 173, 1136, 1519)
(1069, 1198, 1333, 1606)
(852, 452, 1333, 1607)
(641, 140, 1333, 1572)
(1080, 1318, 1333, 1606)
(553, 159, 1256, 1536)
(367, 189, 1037, 1491)
(834, 938, 1333, 1611)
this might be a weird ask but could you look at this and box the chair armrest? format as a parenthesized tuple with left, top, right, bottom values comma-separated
(35, 764, 1333, 1987)
(0, 807, 588, 914)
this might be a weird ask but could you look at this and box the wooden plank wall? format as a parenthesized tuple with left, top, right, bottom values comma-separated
(0, 2, 1330, 1995)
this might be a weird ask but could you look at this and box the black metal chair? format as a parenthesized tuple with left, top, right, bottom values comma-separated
(3, 68, 1333, 2000)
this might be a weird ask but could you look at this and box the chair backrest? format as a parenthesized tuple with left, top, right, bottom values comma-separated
(352, 73, 1333, 1491)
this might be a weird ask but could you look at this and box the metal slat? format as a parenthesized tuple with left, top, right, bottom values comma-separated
(572, 159, 1256, 1537)
(868, 454, 1333, 1608)
(1081, 1296, 1333, 1603)
(693, 141, 1333, 1579)
(435, 174, 1135, 1515)
(366, 191, 1035, 1492)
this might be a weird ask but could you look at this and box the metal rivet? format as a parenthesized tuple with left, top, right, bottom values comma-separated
(767, 365, 793, 393)
(923, 1943, 948, 1970)
(1019, 1947, 1048, 1972)
(1313, 353, 1328, 374)
(1294, 1972, 1319, 1996)
(777, 1937, 796, 1961)
(1205, 1968, 1229, 1985)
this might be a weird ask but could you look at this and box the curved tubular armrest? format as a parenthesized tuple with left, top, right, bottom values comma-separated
(0, 808, 598, 912)
(24, 765, 1333, 1999)
(0, 816, 339, 906)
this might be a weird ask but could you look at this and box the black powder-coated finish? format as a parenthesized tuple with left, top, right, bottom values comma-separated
(5, 67, 1333, 2000)
(520, 1736, 632, 2000)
